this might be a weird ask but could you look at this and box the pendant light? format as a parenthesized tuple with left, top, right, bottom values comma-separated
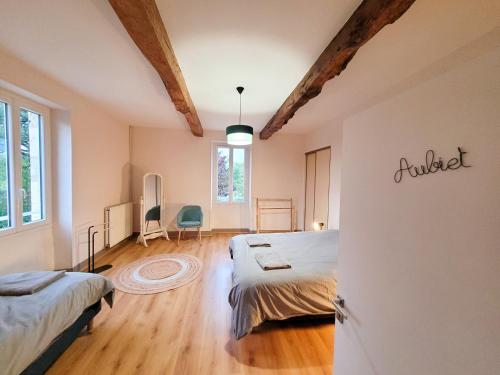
(226, 86, 253, 145)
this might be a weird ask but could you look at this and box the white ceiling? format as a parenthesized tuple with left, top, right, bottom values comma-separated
(156, 0, 360, 131)
(0, 0, 360, 132)
(287, 0, 500, 133)
(0, 0, 498, 134)
(0, 0, 182, 129)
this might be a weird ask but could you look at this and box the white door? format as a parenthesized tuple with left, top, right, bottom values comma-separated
(333, 43, 500, 375)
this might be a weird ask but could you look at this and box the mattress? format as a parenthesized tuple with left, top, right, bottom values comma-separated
(0, 272, 114, 375)
(228, 230, 338, 339)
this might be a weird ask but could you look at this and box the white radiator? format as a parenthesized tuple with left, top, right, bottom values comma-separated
(104, 202, 133, 248)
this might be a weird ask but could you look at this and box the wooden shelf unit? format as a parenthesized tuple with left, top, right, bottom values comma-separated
(256, 198, 295, 233)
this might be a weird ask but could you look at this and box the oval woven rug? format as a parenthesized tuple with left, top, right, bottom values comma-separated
(112, 254, 202, 294)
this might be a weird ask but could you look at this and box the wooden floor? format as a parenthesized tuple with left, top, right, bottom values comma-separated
(48, 234, 334, 375)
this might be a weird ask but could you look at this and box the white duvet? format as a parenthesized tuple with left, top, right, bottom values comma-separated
(0, 272, 113, 375)
(228, 230, 338, 339)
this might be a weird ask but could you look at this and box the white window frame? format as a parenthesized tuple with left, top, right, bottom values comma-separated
(212, 142, 251, 205)
(0, 88, 51, 238)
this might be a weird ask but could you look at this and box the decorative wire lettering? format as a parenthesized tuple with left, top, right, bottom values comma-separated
(394, 147, 470, 183)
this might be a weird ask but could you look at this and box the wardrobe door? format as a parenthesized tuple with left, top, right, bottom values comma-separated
(304, 152, 316, 231)
(314, 148, 331, 228)
(304, 147, 331, 231)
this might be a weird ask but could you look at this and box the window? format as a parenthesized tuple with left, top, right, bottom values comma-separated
(20, 108, 44, 223)
(0, 89, 49, 234)
(0, 102, 11, 229)
(214, 143, 250, 203)
(232, 148, 245, 201)
(217, 146, 230, 202)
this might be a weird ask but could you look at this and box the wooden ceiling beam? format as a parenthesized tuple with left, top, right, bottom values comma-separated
(259, 0, 416, 140)
(109, 0, 203, 136)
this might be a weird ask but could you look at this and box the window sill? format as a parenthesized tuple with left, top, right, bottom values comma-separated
(215, 200, 248, 205)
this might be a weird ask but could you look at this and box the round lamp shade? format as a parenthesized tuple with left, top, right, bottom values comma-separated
(226, 125, 253, 145)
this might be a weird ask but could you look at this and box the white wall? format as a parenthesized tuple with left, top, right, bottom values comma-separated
(51, 109, 72, 269)
(0, 49, 130, 272)
(334, 37, 500, 375)
(130, 127, 305, 232)
(304, 119, 343, 229)
(70, 111, 130, 266)
(0, 227, 55, 274)
(252, 133, 306, 231)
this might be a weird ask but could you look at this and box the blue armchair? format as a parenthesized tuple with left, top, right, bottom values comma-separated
(177, 205, 203, 244)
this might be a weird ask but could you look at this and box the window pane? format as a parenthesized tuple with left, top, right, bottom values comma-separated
(217, 147, 229, 202)
(20, 108, 44, 223)
(0, 102, 11, 229)
(233, 148, 245, 202)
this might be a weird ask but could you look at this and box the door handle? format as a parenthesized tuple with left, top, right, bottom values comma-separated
(333, 295, 348, 324)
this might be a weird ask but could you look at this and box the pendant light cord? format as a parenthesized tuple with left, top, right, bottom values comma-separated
(239, 91, 242, 125)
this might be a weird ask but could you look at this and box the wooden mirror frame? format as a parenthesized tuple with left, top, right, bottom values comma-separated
(137, 172, 169, 247)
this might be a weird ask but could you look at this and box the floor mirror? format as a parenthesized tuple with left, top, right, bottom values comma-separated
(137, 172, 169, 247)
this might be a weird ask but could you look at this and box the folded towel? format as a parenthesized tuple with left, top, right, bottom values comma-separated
(0, 271, 66, 296)
(246, 237, 271, 248)
(255, 253, 291, 271)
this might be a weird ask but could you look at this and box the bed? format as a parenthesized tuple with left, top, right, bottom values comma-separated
(228, 230, 338, 339)
(0, 272, 114, 375)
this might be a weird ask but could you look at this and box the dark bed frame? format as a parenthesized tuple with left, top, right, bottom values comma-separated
(20, 301, 102, 375)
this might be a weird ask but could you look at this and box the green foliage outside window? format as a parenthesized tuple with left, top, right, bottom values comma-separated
(233, 156, 244, 201)
(0, 104, 8, 228)
(20, 109, 33, 223)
